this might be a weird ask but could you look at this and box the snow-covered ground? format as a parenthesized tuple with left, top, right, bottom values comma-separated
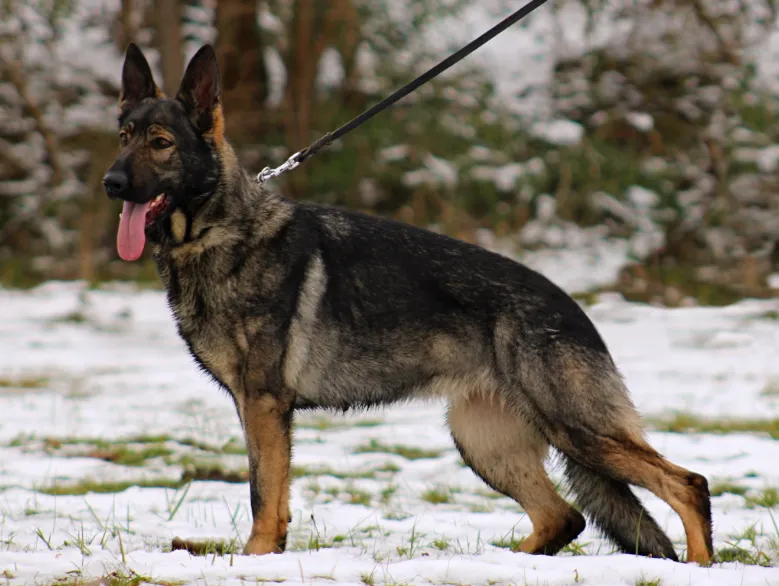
(0, 256, 778, 585)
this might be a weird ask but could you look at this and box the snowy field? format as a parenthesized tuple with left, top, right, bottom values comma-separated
(0, 259, 778, 586)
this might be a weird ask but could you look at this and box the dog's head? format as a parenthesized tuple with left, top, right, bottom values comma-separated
(104, 43, 225, 261)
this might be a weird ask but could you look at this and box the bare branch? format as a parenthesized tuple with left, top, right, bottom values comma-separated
(0, 137, 34, 176)
(690, 0, 739, 64)
(0, 54, 66, 186)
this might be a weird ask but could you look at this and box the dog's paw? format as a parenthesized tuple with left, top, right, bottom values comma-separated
(243, 535, 282, 556)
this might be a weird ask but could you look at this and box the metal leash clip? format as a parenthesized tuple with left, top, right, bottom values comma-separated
(256, 151, 302, 184)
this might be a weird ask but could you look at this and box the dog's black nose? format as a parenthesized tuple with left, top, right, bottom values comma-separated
(102, 171, 128, 198)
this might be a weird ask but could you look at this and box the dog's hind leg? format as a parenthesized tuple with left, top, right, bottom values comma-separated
(556, 428, 712, 564)
(447, 392, 585, 555)
(533, 352, 713, 564)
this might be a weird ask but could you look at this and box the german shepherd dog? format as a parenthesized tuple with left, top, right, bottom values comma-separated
(103, 43, 713, 564)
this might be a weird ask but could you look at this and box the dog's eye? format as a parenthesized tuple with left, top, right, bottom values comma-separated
(151, 137, 173, 150)
(119, 133, 129, 146)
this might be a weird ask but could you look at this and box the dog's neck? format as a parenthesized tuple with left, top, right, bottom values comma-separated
(152, 143, 295, 266)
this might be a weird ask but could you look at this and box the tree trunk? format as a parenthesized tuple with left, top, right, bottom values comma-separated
(155, 0, 183, 97)
(214, 0, 268, 143)
(281, 0, 357, 197)
(114, 0, 137, 51)
(78, 132, 118, 283)
(283, 1, 319, 154)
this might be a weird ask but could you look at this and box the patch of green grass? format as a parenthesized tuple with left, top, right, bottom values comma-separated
(290, 516, 338, 552)
(305, 479, 322, 498)
(562, 540, 589, 556)
(649, 413, 779, 439)
(396, 523, 423, 559)
(571, 291, 599, 306)
(92, 444, 174, 466)
(380, 483, 397, 506)
(37, 478, 186, 496)
(595, 261, 747, 307)
(180, 464, 249, 484)
(358, 525, 385, 538)
(0, 375, 49, 389)
(35, 527, 54, 550)
(318, 484, 372, 507)
(9, 434, 33, 447)
(377, 461, 402, 473)
(353, 439, 444, 460)
(217, 440, 248, 455)
(353, 419, 385, 428)
(715, 524, 773, 566)
(746, 488, 779, 509)
(710, 482, 749, 497)
(293, 466, 362, 480)
(635, 578, 662, 586)
(345, 485, 372, 506)
(49, 571, 184, 586)
(292, 461, 400, 481)
(716, 546, 770, 565)
(490, 529, 524, 551)
(421, 487, 453, 505)
(432, 537, 450, 551)
(305, 534, 334, 551)
(50, 310, 89, 324)
(63, 523, 96, 557)
(28, 434, 246, 456)
(11, 434, 249, 478)
(296, 417, 383, 431)
(170, 536, 240, 556)
(757, 310, 779, 320)
(38, 437, 175, 467)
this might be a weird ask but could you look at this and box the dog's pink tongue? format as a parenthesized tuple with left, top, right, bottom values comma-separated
(117, 201, 151, 261)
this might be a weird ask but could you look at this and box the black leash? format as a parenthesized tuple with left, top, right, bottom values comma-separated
(257, 0, 550, 184)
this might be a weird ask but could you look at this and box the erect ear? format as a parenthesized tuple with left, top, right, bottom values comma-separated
(120, 43, 162, 112)
(176, 44, 223, 141)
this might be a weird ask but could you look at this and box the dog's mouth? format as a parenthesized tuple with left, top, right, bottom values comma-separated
(116, 193, 171, 261)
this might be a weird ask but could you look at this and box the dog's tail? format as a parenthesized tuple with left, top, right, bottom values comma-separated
(562, 458, 678, 561)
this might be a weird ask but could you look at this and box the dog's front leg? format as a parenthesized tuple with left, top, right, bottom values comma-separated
(241, 393, 293, 556)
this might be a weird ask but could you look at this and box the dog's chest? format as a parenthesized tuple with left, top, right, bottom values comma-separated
(156, 246, 298, 397)
(162, 261, 249, 394)
(187, 327, 246, 395)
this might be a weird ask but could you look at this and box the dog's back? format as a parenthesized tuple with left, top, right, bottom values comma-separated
(289, 202, 609, 404)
